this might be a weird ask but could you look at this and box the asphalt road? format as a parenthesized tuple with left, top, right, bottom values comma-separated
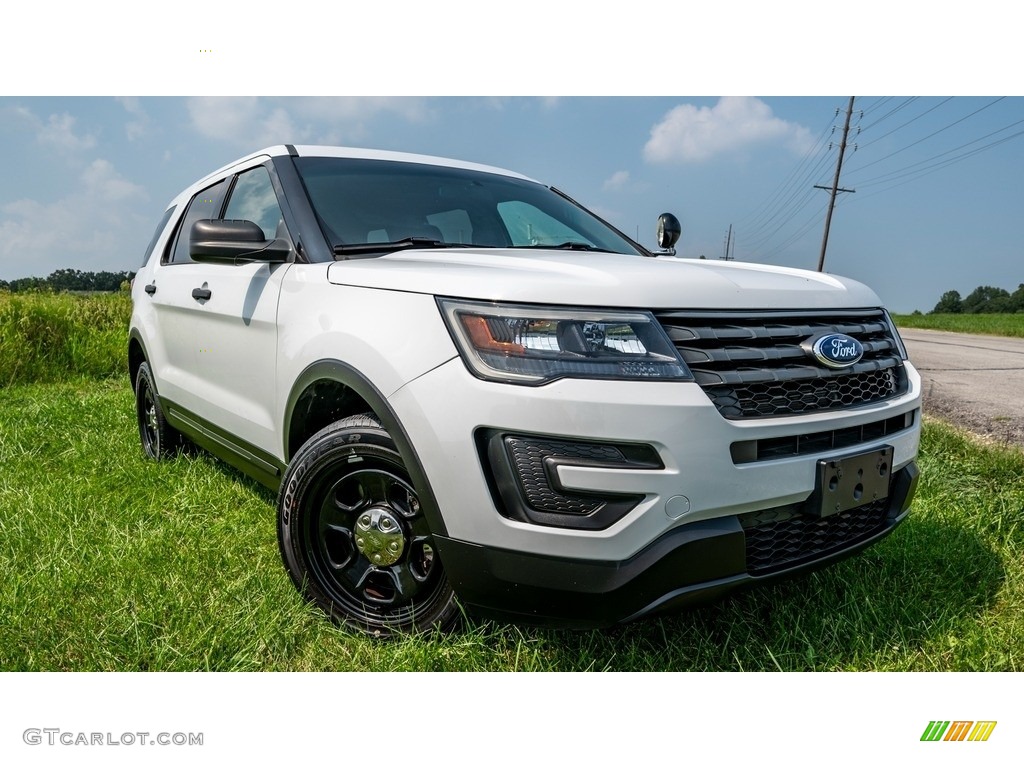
(900, 328, 1024, 445)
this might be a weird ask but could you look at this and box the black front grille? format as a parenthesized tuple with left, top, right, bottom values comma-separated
(740, 499, 889, 575)
(655, 309, 908, 419)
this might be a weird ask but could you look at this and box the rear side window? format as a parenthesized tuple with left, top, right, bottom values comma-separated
(142, 206, 176, 266)
(167, 178, 229, 264)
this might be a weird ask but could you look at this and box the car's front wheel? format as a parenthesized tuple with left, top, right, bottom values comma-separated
(277, 414, 459, 637)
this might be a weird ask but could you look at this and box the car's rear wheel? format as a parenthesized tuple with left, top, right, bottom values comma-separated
(277, 414, 459, 637)
(134, 361, 181, 459)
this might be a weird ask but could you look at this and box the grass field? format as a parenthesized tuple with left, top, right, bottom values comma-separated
(1, 378, 1021, 671)
(1, 293, 1021, 670)
(0, 291, 131, 386)
(893, 312, 1024, 337)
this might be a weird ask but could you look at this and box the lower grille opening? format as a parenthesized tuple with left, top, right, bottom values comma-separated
(731, 410, 916, 463)
(740, 498, 890, 576)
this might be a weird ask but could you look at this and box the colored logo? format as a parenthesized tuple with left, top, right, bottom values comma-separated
(921, 721, 997, 742)
(808, 333, 864, 369)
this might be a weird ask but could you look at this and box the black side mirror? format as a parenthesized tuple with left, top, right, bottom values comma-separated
(190, 219, 290, 263)
(656, 213, 681, 251)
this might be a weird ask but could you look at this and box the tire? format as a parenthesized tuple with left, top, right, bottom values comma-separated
(277, 414, 460, 637)
(134, 361, 181, 459)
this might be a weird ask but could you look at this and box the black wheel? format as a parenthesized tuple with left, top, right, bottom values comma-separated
(277, 414, 459, 637)
(134, 361, 180, 459)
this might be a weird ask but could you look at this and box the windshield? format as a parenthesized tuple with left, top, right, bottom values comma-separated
(293, 157, 645, 257)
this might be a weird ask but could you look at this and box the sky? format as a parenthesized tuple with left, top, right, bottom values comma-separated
(3, 94, 1020, 312)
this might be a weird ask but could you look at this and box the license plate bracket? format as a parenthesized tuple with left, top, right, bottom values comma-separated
(811, 446, 893, 518)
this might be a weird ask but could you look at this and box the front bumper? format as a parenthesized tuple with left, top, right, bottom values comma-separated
(438, 462, 918, 628)
(386, 356, 922, 627)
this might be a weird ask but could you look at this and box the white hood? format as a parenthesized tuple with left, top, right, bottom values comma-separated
(327, 249, 882, 310)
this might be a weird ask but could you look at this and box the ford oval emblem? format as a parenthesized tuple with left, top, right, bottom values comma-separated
(809, 333, 864, 369)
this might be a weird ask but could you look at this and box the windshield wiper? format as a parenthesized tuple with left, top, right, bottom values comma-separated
(333, 237, 471, 257)
(516, 241, 615, 253)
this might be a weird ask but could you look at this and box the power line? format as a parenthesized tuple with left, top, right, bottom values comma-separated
(851, 126, 1024, 199)
(858, 97, 918, 132)
(856, 97, 954, 150)
(741, 150, 836, 248)
(742, 104, 857, 254)
(742, 182, 821, 251)
(756, 200, 831, 262)
(857, 96, 892, 117)
(737, 97, 1023, 266)
(855, 116, 1024, 186)
(735, 114, 835, 233)
(845, 97, 1007, 177)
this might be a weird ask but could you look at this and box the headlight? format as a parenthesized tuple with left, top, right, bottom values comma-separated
(438, 299, 693, 384)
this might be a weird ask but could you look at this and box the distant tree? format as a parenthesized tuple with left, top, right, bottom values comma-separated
(931, 290, 963, 314)
(1010, 283, 1024, 313)
(962, 285, 1011, 314)
(48, 268, 86, 292)
(8, 276, 49, 293)
(984, 295, 1014, 314)
(1, 270, 135, 293)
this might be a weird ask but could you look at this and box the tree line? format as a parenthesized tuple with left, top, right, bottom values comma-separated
(931, 284, 1024, 314)
(0, 269, 135, 293)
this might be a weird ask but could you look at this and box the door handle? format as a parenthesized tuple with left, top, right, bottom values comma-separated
(192, 287, 212, 301)
(144, 284, 157, 295)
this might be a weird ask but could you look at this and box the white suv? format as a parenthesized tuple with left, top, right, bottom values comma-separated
(129, 145, 922, 636)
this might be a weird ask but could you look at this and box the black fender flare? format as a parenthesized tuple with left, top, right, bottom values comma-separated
(127, 328, 151, 385)
(283, 360, 449, 538)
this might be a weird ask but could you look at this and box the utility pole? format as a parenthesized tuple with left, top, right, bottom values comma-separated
(721, 224, 735, 260)
(816, 96, 856, 272)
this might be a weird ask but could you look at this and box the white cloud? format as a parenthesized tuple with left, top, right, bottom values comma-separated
(187, 97, 286, 146)
(8, 104, 37, 127)
(0, 159, 147, 277)
(602, 170, 630, 191)
(117, 96, 150, 140)
(81, 159, 146, 201)
(644, 97, 812, 164)
(186, 97, 431, 148)
(38, 112, 97, 151)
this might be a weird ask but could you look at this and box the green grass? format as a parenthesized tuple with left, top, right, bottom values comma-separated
(1, 379, 1021, 671)
(0, 291, 132, 387)
(893, 312, 1024, 338)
